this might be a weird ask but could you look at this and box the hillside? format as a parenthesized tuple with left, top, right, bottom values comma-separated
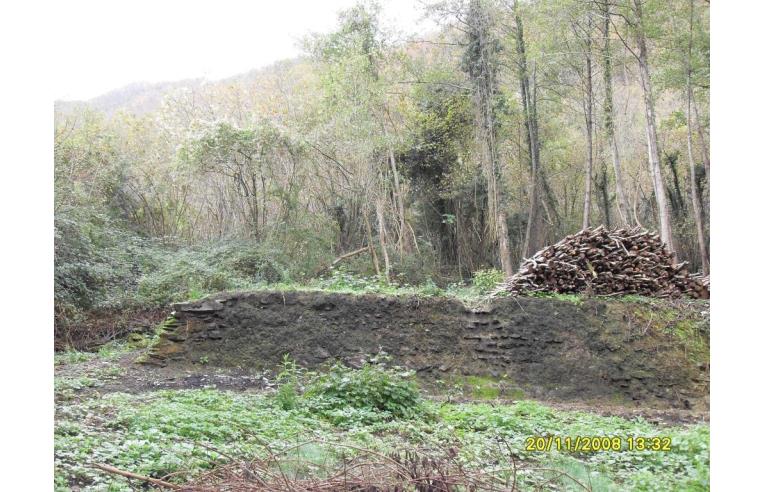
(54, 58, 308, 118)
(55, 79, 205, 116)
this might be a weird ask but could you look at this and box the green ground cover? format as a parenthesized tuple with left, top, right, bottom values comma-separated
(54, 351, 709, 491)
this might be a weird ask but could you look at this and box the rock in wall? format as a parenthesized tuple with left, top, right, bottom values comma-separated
(142, 291, 709, 408)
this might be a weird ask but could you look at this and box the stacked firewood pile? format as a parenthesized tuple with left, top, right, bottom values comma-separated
(494, 226, 709, 299)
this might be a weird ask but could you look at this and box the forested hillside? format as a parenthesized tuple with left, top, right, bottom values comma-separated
(54, 0, 709, 346)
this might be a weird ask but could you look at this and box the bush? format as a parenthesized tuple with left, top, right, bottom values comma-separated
(135, 245, 253, 306)
(136, 239, 303, 306)
(228, 243, 286, 283)
(472, 268, 505, 294)
(304, 357, 422, 425)
(54, 207, 151, 346)
(417, 278, 445, 296)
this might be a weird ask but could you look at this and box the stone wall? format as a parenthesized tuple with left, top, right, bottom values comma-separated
(142, 291, 709, 408)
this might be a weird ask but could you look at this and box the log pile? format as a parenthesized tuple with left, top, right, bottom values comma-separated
(494, 226, 708, 299)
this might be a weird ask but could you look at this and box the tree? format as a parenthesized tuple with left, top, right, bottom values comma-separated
(462, 0, 513, 275)
(568, 6, 596, 230)
(629, 0, 675, 252)
(512, 0, 544, 258)
(310, 1, 413, 279)
(600, 0, 631, 227)
(184, 121, 299, 241)
(684, 0, 708, 275)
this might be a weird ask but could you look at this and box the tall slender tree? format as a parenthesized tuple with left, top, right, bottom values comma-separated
(607, 0, 674, 251)
(513, 0, 543, 258)
(685, 0, 708, 275)
(632, 0, 674, 252)
(578, 10, 595, 230)
(600, 0, 631, 227)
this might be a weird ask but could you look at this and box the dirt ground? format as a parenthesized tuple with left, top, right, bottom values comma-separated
(55, 346, 708, 427)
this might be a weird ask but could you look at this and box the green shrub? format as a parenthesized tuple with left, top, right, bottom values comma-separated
(528, 291, 583, 305)
(269, 221, 337, 280)
(472, 268, 504, 294)
(228, 244, 286, 283)
(54, 206, 150, 345)
(135, 240, 288, 306)
(304, 357, 422, 425)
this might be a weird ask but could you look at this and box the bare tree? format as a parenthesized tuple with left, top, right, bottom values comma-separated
(634, 0, 674, 252)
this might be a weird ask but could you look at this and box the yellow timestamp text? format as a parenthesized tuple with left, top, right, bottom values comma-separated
(525, 436, 672, 453)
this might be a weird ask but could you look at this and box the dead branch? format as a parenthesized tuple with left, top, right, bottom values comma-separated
(91, 463, 181, 490)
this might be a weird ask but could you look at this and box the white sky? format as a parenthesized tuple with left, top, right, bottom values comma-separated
(51, 0, 433, 101)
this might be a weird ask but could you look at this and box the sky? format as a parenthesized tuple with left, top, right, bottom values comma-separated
(52, 0, 433, 101)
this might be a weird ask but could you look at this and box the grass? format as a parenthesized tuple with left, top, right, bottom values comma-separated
(241, 274, 487, 302)
(133, 267, 497, 305)
(228, 279, 708, 308)
(443, 374, 526, 400)
(463, 375, 501, 399)
(527, 291, 585, 305)
(628, 300, 710, 364)
(54, 354, 710, 492)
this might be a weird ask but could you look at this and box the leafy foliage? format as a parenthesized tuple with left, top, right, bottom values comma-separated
(275, 355, 304, 411)
(54, 207, 151, 345)
(304, 358, 422, 426)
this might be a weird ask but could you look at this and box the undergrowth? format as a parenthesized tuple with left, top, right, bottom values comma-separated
(54, 357, 710, 491)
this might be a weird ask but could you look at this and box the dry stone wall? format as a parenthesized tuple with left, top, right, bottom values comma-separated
(143, 291, 709, 408)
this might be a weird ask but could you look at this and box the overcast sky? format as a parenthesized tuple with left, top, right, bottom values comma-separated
(52, 0, 433, 101)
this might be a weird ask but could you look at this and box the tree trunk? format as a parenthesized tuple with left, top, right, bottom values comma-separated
(497, 210, 513, 276)
(375, 197, 391, 281)
(582, 12, 594, 230)
(388, 145, 407, 254)
(515, 4, 543, 257)
(633, 0, 674, 253)
(383, 120, 409, 256)
(363, 210, 381, 276)
(601, 1, 631, 227)
(598, 168, 612, 228)
(692, 99, 710, 178)
(685, 0, 709, 275)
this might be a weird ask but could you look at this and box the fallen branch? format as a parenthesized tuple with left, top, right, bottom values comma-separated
(314, 246, 370, 275)
(91, 463, 181, 490)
